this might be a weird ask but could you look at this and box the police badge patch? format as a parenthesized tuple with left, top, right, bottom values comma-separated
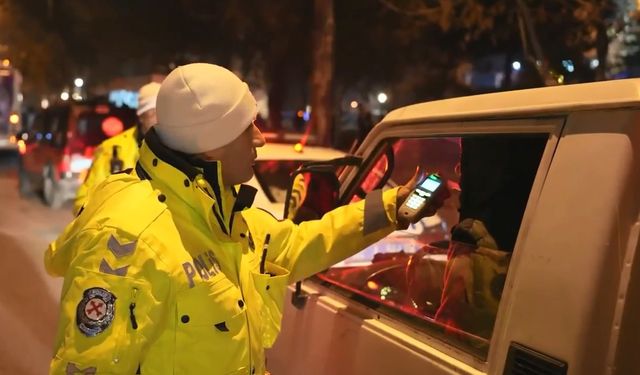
(76, 287, 117, 337)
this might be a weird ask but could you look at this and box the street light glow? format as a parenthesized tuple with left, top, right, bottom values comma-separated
(9, 113, 20, 125)
(377, 92, 388, 104)
(74, 78, 84, 88)
(2, 59, 10, 67)
(562, 60, 575, 73)
(590, 59, 600, 69)
(350, 101, 358, 109)
(60, 92, 70, 101)
(512, 61, 522, 71)
(41, 99, 50, 109)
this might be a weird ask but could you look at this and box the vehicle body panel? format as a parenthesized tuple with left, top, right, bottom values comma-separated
(267, 79, 640, 375)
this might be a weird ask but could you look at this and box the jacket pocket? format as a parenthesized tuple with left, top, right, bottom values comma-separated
(250, 262, 290, 348)
(174, 277, 249, 374)
(51, 267, 148, 374)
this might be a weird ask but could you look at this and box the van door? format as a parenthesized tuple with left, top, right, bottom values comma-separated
(267, 117, 563, 375)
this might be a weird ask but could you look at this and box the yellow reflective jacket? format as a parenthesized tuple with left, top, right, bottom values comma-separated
(73, 126, 140, 215)
(46, 129, 400, 375)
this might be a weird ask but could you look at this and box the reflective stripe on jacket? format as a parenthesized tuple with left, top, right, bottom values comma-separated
(73, 127, 140, 215)
(46, 129, 400, 375)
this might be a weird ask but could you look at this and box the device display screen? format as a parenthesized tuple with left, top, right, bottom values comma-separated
(405, 175, 442, 210)
(419, 176, 442, 193)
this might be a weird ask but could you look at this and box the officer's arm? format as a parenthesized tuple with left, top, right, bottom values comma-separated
(73, 145, 109, 215)
(47, 229, 170, 374)
(247, 188, 400, 283)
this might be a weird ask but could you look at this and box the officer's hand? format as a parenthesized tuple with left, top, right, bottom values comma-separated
(396, 167, 450, 229)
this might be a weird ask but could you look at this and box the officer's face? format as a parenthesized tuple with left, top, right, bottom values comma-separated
(199, 123, 266, 186)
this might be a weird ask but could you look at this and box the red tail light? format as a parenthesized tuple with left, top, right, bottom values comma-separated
(102, 116, 124, 137)
(58, 146, 72, 174)
(58, 145, 94, 176)
(83, 146, 95, 157)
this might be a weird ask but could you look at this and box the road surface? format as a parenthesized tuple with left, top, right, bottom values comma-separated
(0, 151, 72, 374)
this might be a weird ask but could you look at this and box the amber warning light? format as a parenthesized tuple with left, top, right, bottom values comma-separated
(9, 113, 20, 125)
(17, 139, 26, 155)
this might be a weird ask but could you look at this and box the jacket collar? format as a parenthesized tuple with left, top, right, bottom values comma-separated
(138, 127, 256, 235)
(135, 126, 143, 146)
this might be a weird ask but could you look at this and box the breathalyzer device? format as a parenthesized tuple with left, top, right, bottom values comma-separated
(398, 173, 444, 221)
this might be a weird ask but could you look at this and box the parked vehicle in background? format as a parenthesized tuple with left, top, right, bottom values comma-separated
(267, 79, 640, 375)
(18, 100, 136, 208)
(0, 62, 22, 150)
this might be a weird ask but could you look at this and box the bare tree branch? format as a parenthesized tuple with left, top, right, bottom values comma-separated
(378, 0, 440, 19)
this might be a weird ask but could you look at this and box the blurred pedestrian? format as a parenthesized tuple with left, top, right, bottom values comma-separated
(357, 102, 374, 144)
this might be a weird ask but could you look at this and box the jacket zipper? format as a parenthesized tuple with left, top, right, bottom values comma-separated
(112, 286, 139, 367)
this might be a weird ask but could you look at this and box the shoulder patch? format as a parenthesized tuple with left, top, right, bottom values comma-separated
(99, 259, 129, 276)
(107, 235, 137, 258)
(66, 362, 97, 375)
(76, 287, 116, 336)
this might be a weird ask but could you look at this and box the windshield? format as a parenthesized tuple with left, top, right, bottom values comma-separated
(253, 160, 309, 203)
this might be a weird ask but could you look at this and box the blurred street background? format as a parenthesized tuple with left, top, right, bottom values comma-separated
(1, 1, 640, 373)
(0, 151, 70, 374)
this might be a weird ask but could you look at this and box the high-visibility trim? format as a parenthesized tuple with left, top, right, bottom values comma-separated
(99, 259, 129, 277)
(363, 189, 389, 235)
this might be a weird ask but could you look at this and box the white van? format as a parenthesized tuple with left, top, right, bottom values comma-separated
(267, 79, 640, 375)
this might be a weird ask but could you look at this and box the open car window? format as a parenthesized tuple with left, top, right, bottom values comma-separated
(316, 133, 548, 359)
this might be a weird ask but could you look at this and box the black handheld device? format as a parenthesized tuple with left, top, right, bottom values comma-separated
(398, 173, 444, 222)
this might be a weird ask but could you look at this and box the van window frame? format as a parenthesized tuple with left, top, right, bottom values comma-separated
(308, 116, 566, 371)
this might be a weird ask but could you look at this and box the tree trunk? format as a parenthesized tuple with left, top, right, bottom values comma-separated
(310, 0, 334, 146)
(595, 22, 609, 81)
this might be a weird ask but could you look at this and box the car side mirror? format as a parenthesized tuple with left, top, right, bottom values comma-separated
(284, 155, 362, 223)
(285, 170, 339, 223)
(283, 156, 362, 309)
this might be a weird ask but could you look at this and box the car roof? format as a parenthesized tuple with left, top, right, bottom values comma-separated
(256, 142, 346, 161)
(382, 78, 640, 125)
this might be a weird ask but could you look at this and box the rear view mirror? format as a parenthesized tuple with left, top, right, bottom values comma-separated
(285, 171, 339, 223)
(284, 156, 362, 224)
(353, 142, 395, 200)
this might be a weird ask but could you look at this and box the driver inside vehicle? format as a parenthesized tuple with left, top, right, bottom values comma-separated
(434, 219, 510, 343)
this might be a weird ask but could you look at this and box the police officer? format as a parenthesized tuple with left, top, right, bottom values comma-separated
(73, 82, 161, 215)
(46, 63, 448, 374)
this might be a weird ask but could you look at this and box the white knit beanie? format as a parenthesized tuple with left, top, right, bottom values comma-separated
(136, 82, 161, 116)
(155, 63, 257, 154)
